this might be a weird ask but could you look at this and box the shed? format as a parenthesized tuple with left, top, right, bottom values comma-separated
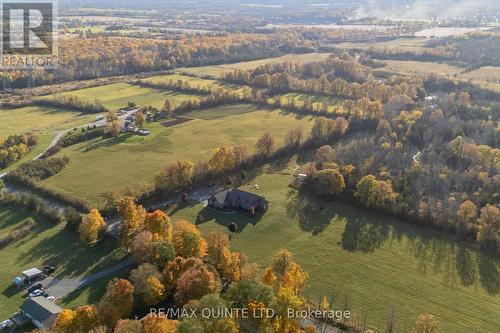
(20, 297, 62, 329)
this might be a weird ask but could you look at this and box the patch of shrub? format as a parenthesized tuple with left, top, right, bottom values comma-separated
(15, 156, 70, 180)
(0, 217, 37, 249)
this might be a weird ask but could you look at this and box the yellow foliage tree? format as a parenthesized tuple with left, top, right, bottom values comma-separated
(173, 220, 205, 258)
(79, 208, 105, 244)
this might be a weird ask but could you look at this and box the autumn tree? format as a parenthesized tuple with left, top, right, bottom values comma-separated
(226, 280, 274, 308)
(72, 306, 100, 333)
(315, 145, 335, 164)
(263, 250, 308, 296)
(135, 112, 145, 128)
(209, 147, 237, 174)
(456, 200, 477, 238)
(311, 116, 335, 143)
(130, 263, 167, 306)
(311, 168, 346, 196)
(190, 294, 238, 333)
(255, 132, 275, 157)
(412, 314, 439, 333)
(477, 204, 500, 252)
(114, 319, 143, 333)
(142, 315, 178, 333)
(54, 309, 77, 333)
(155, 160, 194, 192)
(284, 126, 304, 148)
(145, 210, 173, 240)
(98, 278, 134, 328)
(272, 287, 303, 333)
(163, 99, 176, 117)
(173, 220, 206, 258)
(174, 264, 221, 305)
(118, 196, 146, 247)
(271, 250, 294, 280)
(78, 208, 105, 244)
(355, 175, 397, 210)
(207, 232, 243, 281)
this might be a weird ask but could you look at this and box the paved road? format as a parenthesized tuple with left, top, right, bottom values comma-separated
(44, 258, 133, 300)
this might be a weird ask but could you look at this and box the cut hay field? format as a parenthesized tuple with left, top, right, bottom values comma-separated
(166, 169, 500, 333)
(0, 207, 126, 319)
(41, 105, 317, 205)
(179, 53, 331, 78)
(51, 82, 202, 110)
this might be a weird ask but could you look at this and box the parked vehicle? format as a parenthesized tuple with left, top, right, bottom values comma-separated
(0, 319, 14, 331)
(29, 289, 44, 297)
(45, 296, 55, 302)
(27, 283, 43, 293)
(42, 265, 56, 275)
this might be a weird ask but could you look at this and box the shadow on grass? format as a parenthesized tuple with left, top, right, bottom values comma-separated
(60, 267, 130, 308)
(286, 188, 500, 294)
(194, 205, 264, 233)
(18, 227, 126, 280)
(83, 133, 135, 152)
(2, 284, 21, 298)
(286, 189, 340, 235)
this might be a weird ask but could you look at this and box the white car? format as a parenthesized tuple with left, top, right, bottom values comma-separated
(46, 296, 55, 302)
(29, 289, 44, 297)
(0, 319, 14, 331)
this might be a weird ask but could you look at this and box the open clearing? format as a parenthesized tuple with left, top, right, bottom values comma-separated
(179, 53, 331, 77)
(0, 207, 126, 319)
(51, 82, 202, 110)
(42, 105, 317, 205)
(166, 168, 500, 333)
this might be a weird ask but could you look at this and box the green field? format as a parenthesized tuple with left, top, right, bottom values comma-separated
(52, 82, 201, 110)
(42, 105, 317, 205)
(0, 106, 100, 173)
(165, 168, 500, 333)
(0, 207, 126, 319)
(0, 106, 95, 138)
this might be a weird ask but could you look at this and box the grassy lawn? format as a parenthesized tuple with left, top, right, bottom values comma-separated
(0, 106, 95, 138)
(180, 53, 331, 78)
(0, 206, 126, 319)
(165, 168, 500, 333)
(51, 82, 202, 110)
(41, 105, 317, 205)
